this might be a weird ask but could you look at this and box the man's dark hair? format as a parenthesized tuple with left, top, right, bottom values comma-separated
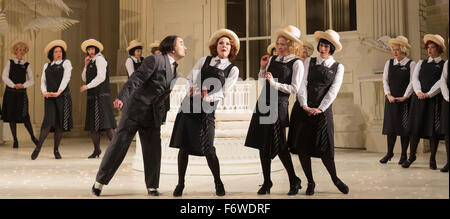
(47, 46, 67, 61)
(159, 35, 179, 55)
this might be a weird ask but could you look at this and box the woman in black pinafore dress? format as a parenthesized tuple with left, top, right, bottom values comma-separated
(169, 29, 240, 197)
(402, 34, 446, 170)
(125, 40, 145, 78)
(31, 40, 73, 160)
(440, 60, 449, 173)
(2, 41, 38, 148)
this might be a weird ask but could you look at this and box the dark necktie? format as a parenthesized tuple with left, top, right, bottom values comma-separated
(173, 62, 178, 75)
(214, 59, 221, 67)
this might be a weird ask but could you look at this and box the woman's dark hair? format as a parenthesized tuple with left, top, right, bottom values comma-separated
(159, 35, 179, 55)
(129, 46, 143, 56)
(317, 38, 336, 55)
(86, 46, 100, 56)
(47, 46, 67, 61)
(151, 47, 160, 55)
(270, 48, 276, 56)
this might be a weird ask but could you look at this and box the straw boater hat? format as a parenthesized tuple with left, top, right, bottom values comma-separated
(10, 40, 29, 55)
(81, 39, 104, 53)
(209, 29, 240, 55)
(303, 41, 314, 56)
(314, 29, 342, 53)
(149, 40, 160, 51)
(267, 43, 276, 55)
(424, 34, 446, 52)
(389, 36, 412, 49)
(44, 40, 67, 55)
(275, 25, 303, 46)
(127, 40, 144, 53)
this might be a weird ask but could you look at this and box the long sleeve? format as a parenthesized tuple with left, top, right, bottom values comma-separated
(441, 61, 449, 101)
(208, 66, 239, 102)
(86, 56, 107, 89)
(2, 61, 15, 88)
(186, 56, 207, 87)
(318, 64, 345, 112)
(117, 55, 157, 102)
(298, 57, 311, 107)
(427, 76, 442, 98)
(125, 58, 135, 77)
(403, 61, 416, 98)
(258, 56, 273, 78)
(23, 65, 35, 88)
(58, 60, 72, 91)
(412, 60, 423, 94)
(273, 60, 304, 95)
(82, 67, 86, 82)
(382, 60, 391, 95)
(41, 64, 48, 93)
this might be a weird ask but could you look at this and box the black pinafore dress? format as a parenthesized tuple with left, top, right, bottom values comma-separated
(41, 60, 73, 132)
(128, 56, 144, 78)
(408, 60, 445, 139)
(1, 60, 31, 123)
(169, 56, 235, 156)
(84, 58, 117, 131)
(245, 56, 298, 159)
(382, 59, 413, 136)
(288, 58, 339, 159)
(441, 62, 449, 136)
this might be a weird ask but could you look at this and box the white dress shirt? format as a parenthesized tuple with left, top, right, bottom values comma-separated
(258, 54, 304, 95)
(412, 56, 443, 97)
(441, 60, 449, 101)
(125, 56, 142, 77)
(82, 53, 108, 89)
(2, 58, 34, 88)
(186, 56, 239, 102)
(298, 56, 345, 112)
(382, 57, 416, 98)
(41, 59, 73, 93)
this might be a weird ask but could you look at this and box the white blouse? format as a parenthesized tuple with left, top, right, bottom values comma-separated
(382, 57, 416, 98)
(186, 56, 239, 103)
(258, 54, 304, 95)
(298, 56, 345, 112)
(441, 60, 449, 101)
(412, 56, 443, 97)
(125, 56, 142, 77)
(2, 59, 34, 88)
(82, 53, 108, 89)
(41, 59, 73, 93)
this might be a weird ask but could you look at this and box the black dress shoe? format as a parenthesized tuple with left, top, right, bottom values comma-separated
(91, 185, 102, 196)
(54, 150, 62, 159)
(173, 184, 185, 197)
(441, 163, 449, 173)
(287, 177, 302, 196)
(215, 183, 225, 196)
(31, 147, 41, 160)
(379, 154, 394, 164)
(148, 189, 160, 196)
(334, 179, 349, 194)
(305, 182, 315, 196)
(398, 155, 407, 165)
(13, 141, 19, 149)
(257, 181, 272, 195)
(402, 156, 416, 168)
(88, 150, 102, 159)
(429, 159, 437, 170)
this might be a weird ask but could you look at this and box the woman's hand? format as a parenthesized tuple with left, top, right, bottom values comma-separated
(201, 87, 212, 102)
(260, 55, 270, 70)
(417, 92, 426, 100)
(387, 94, 396, 103)
(189, 85, 200, 97)
(311, 108, 323, 116)
(14, 84, 24, 89)
(113, 99, 124, 110)
(303, 105, 315, 116)
(80, 85, 89, 93)
(396, 97, 407, 102)
(265, 72, 275, 86)
(84, 56, 91, 68)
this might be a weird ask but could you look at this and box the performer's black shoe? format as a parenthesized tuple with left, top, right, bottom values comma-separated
(402, 156, 416, 168)
(88, 150, 101, 159)
(91, 185, 102, 197)
(441, 163, 449, 173)
(215, 183, 225, 196)
(173, 184, 185, 197)
(287, 177, 302, 196)
(305, 182, 315, 196)
(398, 155, 407, 165)
(257, 181, 272, 195)
(13, 141, 18, 149)
(334, 179, 349, 194)
(31, 147, 41, 160)
(379, 154, 394, 164)
(429, 158, 437, 170)
(148, 189, 160, 196)
(54, 150, 62, 160)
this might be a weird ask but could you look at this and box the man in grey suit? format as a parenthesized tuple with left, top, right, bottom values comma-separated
(92, 35, 187, 196)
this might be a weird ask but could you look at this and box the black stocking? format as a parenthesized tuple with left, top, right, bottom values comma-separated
(445, 135, 449, 165)
(299, 155, 314, 183)
(400, 136, 410, 157)
(429, 137, 439, 162)
(53, 128, 63, 152)
(321, 157, 340, 183)
(259, 149, 272, 184)
(177, 149, 189, 185)
(409, 136, 421, 158)
(24, 118, 37, 141)
(9, 122, 17, 142)
(106, 128, 115, 141)
(206, 154, 222, 185)
(91, 131, 101, 152)
(36, 126, 52, 149)
(386, 135, 396, 156)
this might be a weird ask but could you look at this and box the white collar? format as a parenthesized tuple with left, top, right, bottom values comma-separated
(13, 58, 25, 64)
(90, 53, 103, 62)
(394, 57, 410, 66)
(276, 54, 297, 62)
(131, 56, 141, 63)
(316, 55, 336, 66)
(427, 56, 442, 63)
(51, 59, 64, 65)
(168, 55, 175, 65)
(212, 56, 230, 64)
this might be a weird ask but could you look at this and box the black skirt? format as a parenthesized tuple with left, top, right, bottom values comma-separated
(41, 90, 73, 132)
(441, 100, 449, 136)
(169, 111, 216, 157)
(408, 93, 444, 139)
(382, 98, 410, 136)
(1, 87, 30, 123)
(85, 93, 117, 131)
(287, 101, 335, 159)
